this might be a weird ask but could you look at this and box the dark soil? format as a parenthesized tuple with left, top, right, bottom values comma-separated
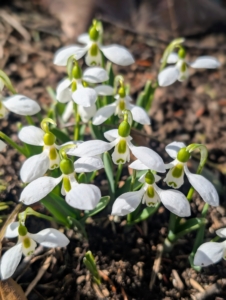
(1, 1, 226, 299)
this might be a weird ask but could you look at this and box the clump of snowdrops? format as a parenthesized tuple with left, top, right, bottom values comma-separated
(0, 20, 223, 280)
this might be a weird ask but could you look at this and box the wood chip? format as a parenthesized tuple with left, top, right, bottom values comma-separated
(25, 255, 52, 296)
(149, 244, 164, 290)
(190, 278, 205, 292)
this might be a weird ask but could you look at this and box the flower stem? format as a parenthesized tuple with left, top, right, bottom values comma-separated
(23, 207, 66, 226)
(127, 169, 137, 223)
(0, 131, 28, 156)
(115, 163, 123, 189)
(73, 103, 80, 141)
(25, 115, 35, 125)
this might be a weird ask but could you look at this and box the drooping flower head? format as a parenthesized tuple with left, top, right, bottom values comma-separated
(19, 118, 62, 183)
(158, 47, 221, 87)
(56, 61, 114, 122)
(0, 222, 69, 280)
(54, 20, 134, 67)
(20, 145, 103, 210)
(164, 141, 219, 206)
(69, 110, 165, 172)
(92, 81, 150, 126)
(194, 228, 226, 267)
(111, 162, 190, 217)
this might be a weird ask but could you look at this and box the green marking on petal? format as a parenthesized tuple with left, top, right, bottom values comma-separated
(169, 181, 177, 187)
(116, 158, 125, 163)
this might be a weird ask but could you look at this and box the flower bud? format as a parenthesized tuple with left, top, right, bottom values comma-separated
(18, 224, 27, 236)
(60, 158, 74, 175)
(43, 132, 56, 146)
(118, 120, 130, 137)
(145, 171, 155, 185)
(178, 48, 186, 59)
(89, 26, 99, 41)
(177, 147, 190, 163)
(72, 65, 82, 79)
(118, 86, 126, 98)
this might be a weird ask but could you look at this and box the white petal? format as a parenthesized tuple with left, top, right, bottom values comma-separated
(68, 140, 112, 157)
(18, 126, 44, 146)
(83, 67, 108, 83)
(129, 159, 148, 170)
(184, 166, 219, 206)
(130, 145, 165, 173)
(5, 222, 19, 238)
(104, 129, 119, 142)
(20, 176, 62, 205)
(216, 228, 226, 238)
(92, 104, 116, 125)
(100, 44, 134, 66)
(3, 95, 41, 116)
(158, 66, 179, 87)
(78, 104, 96, 123)
(165, 141, 186, 159)
(20, 151, 49, 183)
(94, 85, 114, 96)
(74, 156, 104, 173)
(189, 56, 221, 69)
(56, 78, 72, 103)
(0, 140, 6, 151)
(77, 33, 90, 45)
(0, 243, 23, 280)
(72, 87, 97, 107)
(111, 189, 144, 216)
(156, 187, 191, 217)
(194, 242, 224, 267)
(66, 184, 101, 210)
(54, 45, 87, 66)
(167, 52, 179, 64)
(62, 100, 73, 122)
(129, 105, 150, 125)
(29, 229, 69, 248)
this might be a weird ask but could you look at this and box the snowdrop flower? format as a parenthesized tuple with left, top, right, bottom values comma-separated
(20, 154, 103, 210)
(112, 168, 191, 217)
(92, 86, 150, 125)
(69, 115, 165, 172)
(54, 24, 134, 67)
(18, 119, 62, 183)
(0, 222, 69, 280)
(0, 94, 40, 119)
(194, 228, 226, 267)
(56, 64, 114, 122)
(158, 48, 221, 86)
(0, 140, 6, 151)
(164, 141, 219, 206)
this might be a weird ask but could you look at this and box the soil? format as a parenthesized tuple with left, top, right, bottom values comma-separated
(0, 1, 226, 299)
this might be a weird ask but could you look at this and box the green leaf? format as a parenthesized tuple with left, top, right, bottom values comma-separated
(81, 196, 110, 221)
(128, 203, 160, 224)
(103, 152, 115, 195)
(83, 251, 101, 284)
(51, 127, 71, 143)
(0, 70, 16, 94)
(174, 218, 207, 240)
(89, 122, 104, 140)
(67, 216, 87, 238)
(78, 173, 87, 183)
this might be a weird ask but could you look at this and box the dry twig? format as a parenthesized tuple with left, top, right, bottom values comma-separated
(149, 244, 164, 290)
